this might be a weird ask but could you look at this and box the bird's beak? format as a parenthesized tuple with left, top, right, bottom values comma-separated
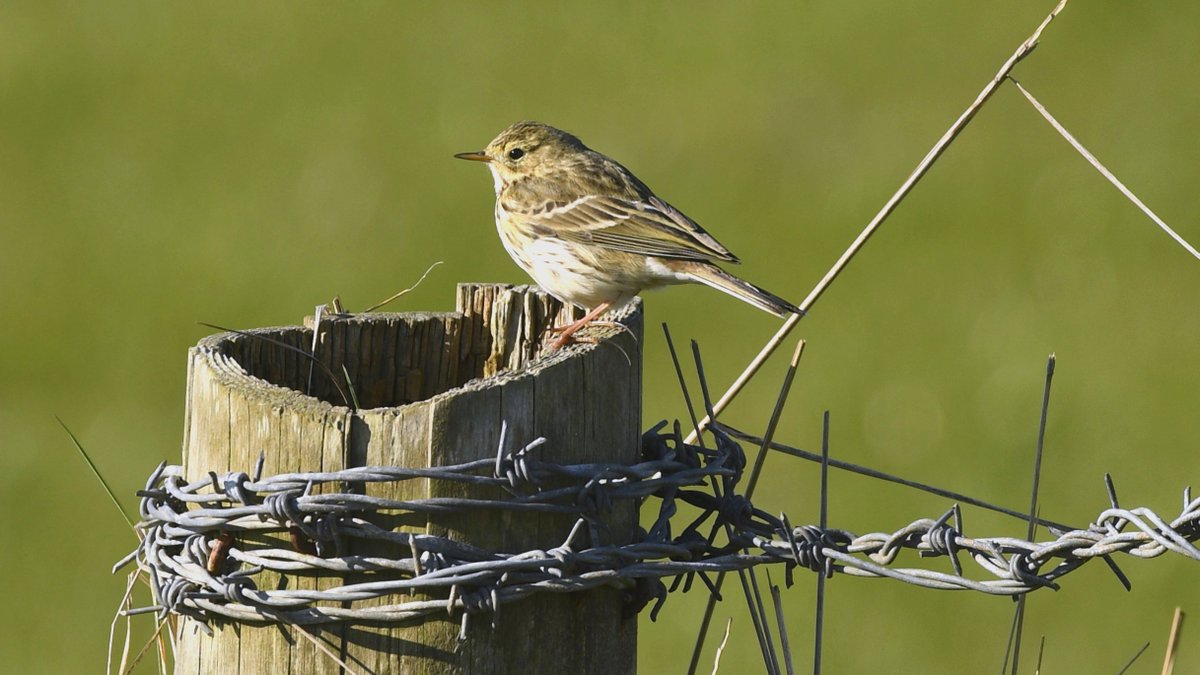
(454, 151, 491, 163)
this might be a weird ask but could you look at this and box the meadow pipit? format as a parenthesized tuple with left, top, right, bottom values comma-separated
(456, 121, 798, 349)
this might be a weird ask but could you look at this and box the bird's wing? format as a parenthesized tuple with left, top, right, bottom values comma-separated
(521, 194, 740, 263)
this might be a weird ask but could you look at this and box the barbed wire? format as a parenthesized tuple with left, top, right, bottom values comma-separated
(119, 419, 1200, 636)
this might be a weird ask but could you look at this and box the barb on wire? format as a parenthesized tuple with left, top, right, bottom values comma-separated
(118, 420, 1200, 633)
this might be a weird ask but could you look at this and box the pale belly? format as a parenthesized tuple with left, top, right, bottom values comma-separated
(494, 207, 687, 309)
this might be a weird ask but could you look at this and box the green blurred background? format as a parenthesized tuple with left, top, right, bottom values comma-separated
(3, 1, 1197, 672)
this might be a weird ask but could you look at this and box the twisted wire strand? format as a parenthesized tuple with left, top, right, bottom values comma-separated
(119, 423, 1199, 630)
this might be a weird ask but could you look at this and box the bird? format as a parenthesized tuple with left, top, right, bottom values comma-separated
(455, 121, 798, 349)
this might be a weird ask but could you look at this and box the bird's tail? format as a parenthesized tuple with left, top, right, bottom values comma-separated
(679, 262, 799, 318)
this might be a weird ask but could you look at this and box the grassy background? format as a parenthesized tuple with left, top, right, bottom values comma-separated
(3, 2, 1198, 672)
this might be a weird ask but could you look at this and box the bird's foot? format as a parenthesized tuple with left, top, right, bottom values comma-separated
(545, 301, 614, 351)
(548, 332, 598, 350)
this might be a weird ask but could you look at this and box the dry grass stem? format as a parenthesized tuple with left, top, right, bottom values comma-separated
(710, 618, 734, 675)
(685, 0, 1071, 443)
(362, 260, 443, 313)
(1161, 607, 1184, 675)
(1010, 78, 1200, 261)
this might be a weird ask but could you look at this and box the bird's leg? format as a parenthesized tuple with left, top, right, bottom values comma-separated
(548, 301, 613, 350)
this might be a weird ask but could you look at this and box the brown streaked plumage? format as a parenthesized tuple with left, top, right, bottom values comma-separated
(456, 121, 797, 348)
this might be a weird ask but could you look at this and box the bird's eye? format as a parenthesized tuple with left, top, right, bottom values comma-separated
(507, 148, 525, 161)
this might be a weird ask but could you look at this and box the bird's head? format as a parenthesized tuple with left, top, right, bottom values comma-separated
(455, 121, 588, 191)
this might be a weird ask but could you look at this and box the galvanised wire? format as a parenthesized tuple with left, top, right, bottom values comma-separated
(118, 420, 1200, 634)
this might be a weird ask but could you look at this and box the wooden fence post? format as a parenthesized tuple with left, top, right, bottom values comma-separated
(173, 283, 642, 674)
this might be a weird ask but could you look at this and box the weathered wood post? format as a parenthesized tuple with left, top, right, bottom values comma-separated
(174, 283, 642, 674)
